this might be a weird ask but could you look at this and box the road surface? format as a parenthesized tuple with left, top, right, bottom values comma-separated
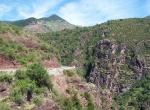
(0, 66, 76, 76)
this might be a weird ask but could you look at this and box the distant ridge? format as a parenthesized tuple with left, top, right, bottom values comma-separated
(5, 14, 76, 33)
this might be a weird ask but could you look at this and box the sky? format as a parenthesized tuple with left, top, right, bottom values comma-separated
(0, 0, 150, 26)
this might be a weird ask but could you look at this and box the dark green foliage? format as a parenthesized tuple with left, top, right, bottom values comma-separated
(11, 88, 24, 105)
(72, 94, 83, 110)
(10, 17, 37, 27)
(15, 70, 27, 79)
(56, 94, 83, 110)
(115, 76, 150, 109)
(14, 79, 36, 94)
(33, 96, 42, 106)
(26, 63, 49, 87)
(10, 63, 53, 105)
(0, 22, 60, 66)
(64, 69, 76, 77)
(38, 27, 101, 77)
(0, 73, 13, 83)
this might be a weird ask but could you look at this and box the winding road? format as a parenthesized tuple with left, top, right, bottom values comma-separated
(0, 66, 76, 76)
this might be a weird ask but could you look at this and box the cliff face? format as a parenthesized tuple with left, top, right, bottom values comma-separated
(89, 39, 147, 93)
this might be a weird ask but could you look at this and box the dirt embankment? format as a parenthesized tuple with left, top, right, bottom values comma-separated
(0, 55, 21, 69)
(0, 54, 61, 69)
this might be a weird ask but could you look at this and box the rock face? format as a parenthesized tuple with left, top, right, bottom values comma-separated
(88, 39, 147, 93)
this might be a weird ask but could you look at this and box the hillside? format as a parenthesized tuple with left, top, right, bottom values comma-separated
(1, 16, 150, 110)
(38, 17, 150, 109)
(0, 22, 60, 68)
(7, 14, 76, 33)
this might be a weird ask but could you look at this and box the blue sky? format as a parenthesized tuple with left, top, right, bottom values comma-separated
(0, 0, 150, 26)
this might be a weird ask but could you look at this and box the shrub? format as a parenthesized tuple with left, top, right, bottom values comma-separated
(15, 70, 27, 80)
(64, 69, 76, 77)
(26, 63, 49, 87)
(14, 79, 36, 94)
(11, 89, 24, 105)
(0, 73, 13, 83)
(54, 93, 83, 110)
(34, 87, 46, 94)
(33, 96, 42, 106)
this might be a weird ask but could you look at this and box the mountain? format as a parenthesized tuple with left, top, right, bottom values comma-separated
(0, 22, 60, 68)
(38, 17, 150, 109)
(7, 14, 76, 33)
(1, 16, 150, 110)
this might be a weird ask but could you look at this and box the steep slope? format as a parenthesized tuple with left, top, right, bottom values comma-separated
(38, 17, 150, 109)
(8, 14, 76, 33)
(0, 22, 60, 68)
(1, 16, 150, 109)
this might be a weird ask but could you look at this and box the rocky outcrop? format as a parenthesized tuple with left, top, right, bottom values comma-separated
(88, 39, 147, 93)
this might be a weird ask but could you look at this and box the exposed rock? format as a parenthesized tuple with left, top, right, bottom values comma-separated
(88, 39, 147, 93)
(0, 83, 7, 92)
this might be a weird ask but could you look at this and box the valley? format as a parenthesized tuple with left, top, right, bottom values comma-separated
(1, 15, 150, 110)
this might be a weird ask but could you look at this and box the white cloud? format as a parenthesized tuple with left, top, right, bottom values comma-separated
(59, 0, 139, 26)
(18, 0, 63, 18)
(0, 4, 11, 17)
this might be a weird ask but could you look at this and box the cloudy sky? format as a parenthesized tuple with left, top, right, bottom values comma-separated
(0, 0, 149, 26)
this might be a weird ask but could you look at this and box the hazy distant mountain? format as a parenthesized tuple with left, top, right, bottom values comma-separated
(8, 14, 76, 33)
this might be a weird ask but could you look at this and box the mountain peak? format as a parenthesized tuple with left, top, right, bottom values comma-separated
(40, 14, 64, 21)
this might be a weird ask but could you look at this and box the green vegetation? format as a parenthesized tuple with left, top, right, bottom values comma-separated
(37, 17, 150, 109)
(54, 94, 83, 110)
(115, 76, 150, 110)
(33, 96, 42, 106)
(64, 69, 77, 77)
(0, 73, 13, 83)
(9, 15, 75, 32)
(0, 103, 11, 110)
(1, 16, 150, 109)
(6, 63, 52, 106)
(84, 92, 94, 110)
(0, 22, 60, 65)
(0, 22, 22, 34)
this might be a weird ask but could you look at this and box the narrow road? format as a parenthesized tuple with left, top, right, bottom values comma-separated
(0, 66, 75, 76)
(48, 66, 75, 76)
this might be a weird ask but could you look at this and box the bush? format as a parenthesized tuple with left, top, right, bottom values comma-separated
(33, 96, 42, 106)
(64, 69, 76, 77)
(54, 93, 83, 110)
(26, 63, 49, 87)
(0, 73, 13, 83)
(0, 103, 11, 110)
(11, 89, 24, 105)
(14, 79, 36, 94)
(15, 70, 27, 79)
(34, 87, 46, 94)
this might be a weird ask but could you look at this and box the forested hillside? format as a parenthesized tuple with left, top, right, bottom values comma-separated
(1, 16, 150, 110)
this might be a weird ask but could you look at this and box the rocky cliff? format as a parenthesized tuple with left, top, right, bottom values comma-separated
(89, 39, 147, 92)
(88, 39, 149, 109)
